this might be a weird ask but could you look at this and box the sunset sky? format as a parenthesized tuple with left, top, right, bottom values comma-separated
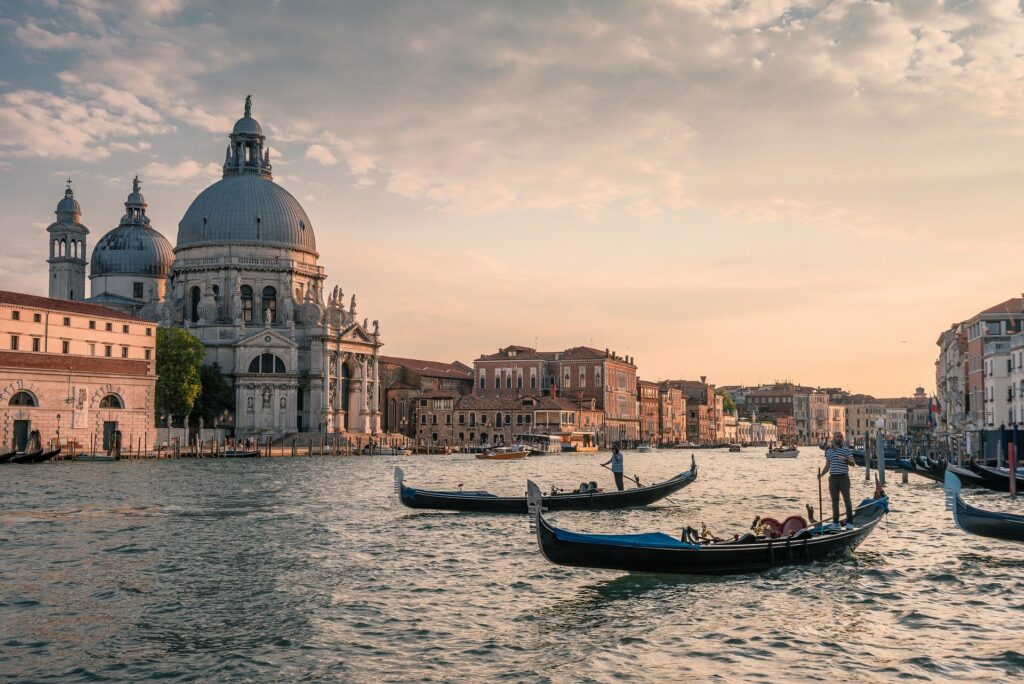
(2, 1, 1022, 397)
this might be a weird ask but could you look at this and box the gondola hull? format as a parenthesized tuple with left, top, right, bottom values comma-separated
(896, 458, 945, 482)
(967, 462, 1024, 493)
(396, 460, 697, 513)
(10, 447, 61, 464)
(221, 450, 261, 458)
(945, 463, 987, 488)
(953, 495, 1024, 544)
(530, 491, 888, 575)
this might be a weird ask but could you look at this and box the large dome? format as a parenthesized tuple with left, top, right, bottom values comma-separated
(176, 174, 317, 255)
(91, 225, 174, 276)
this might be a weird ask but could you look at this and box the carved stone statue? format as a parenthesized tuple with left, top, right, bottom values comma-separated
(281, 295, 295, 329)
(231, 275, 243, 326)
(197, 277, 217, 324)
(349, 294, 357, 318)
(373, 319, 379, 336)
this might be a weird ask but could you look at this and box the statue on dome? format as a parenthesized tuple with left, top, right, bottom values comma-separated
(245, 94, 252, 117)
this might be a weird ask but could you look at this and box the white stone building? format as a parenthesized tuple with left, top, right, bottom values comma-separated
(43, 98, 384, 438)
(982, 340, 1012, 427)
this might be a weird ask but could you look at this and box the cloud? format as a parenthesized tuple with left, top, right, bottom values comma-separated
(305, 144, 338, 166)
(140, 159, 221, 185)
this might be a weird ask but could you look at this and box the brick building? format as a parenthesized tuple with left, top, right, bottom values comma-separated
(379, 356, 473, 438)
(0, 291, 156, 453)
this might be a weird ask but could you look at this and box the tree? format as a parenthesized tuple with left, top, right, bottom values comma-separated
(155, 327, 204, 425)
(717, 389, 736, 414)
(192, 363, 235, 427)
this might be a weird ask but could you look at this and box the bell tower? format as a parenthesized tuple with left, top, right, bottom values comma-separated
(46, 180, 89, 301)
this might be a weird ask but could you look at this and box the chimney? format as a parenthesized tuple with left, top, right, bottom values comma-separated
(700, 375, 706, 384)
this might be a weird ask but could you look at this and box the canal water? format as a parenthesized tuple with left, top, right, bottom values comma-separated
(1, 448, 1022, 682)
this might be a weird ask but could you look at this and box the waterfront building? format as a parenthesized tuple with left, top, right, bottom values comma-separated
(40, 99, 385, 438)
(721, 412, 737, 444)
(827, 404, 847, 439)
(961, 298, 1024, 430)
(668, 378, 716, 444)
(750, 421, 779, 446)
(736, 419, 752, 444)
(0, 291, 156, 452)
(379, 356, 473, 438)
(981, 342, 1011, 427)
(935, 323, 967, 438)
(638, 380, 659, 443)
(472, 345, 640, 444)
(844, 401, 886, 441)
(657, 383, 686, 446)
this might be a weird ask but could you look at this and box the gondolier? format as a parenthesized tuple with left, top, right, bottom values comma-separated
(603, 446, 625, 491)
(820, 432, 856, 529)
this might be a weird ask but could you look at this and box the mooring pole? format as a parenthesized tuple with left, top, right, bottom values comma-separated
(876, 428, 886, 486)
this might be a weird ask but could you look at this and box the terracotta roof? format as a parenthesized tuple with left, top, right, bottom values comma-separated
(379, 355, 473, 379)
(476, 345, 550, 362)
(0, 290, 146, 322)
(979, 297, 1024, 316)
(416, 390, 459, 399)
(0, 351, 152, 376)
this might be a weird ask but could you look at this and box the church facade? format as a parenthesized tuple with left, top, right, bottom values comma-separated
(43, 98, 383, 438)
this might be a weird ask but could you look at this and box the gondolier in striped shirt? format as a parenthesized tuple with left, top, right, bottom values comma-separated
(602, 446, 625, 491)
(819, 432, 856, 529)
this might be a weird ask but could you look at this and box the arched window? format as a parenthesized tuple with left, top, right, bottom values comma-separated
(240, 285, 253, 323)
(99, 394, 123, 409)
(9, 391, 37, 407)
(190, 286, 201, 322)
(248, 353, 286, 374)
(262, 286, 277, 324)
(469, 412, 476, 427)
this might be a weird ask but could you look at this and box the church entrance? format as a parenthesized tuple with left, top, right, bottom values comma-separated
(103, 421, 119, 451)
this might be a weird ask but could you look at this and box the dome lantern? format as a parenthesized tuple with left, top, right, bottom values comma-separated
(225, 94, 272, 180)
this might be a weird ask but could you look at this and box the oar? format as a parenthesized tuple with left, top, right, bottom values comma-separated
(600, 463, 641, 488)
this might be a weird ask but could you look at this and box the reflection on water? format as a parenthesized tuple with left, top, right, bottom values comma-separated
(1, 449, 1022, 681)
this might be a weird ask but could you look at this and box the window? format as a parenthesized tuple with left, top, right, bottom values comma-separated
(11, 311, 19, 321)
(431, 432, 438, 442)
(524, 415, 531, 425)
(431, 415, 437, 425)
(262, 286, 277, 324)
(121, 347, 129, 358)
(9, 391, 36, 407)
(445, 415, 451, 425)
(145, 349, 151, 360)
(133, 282, 144, 299)
(419, 399, 428, 408)
(105, 322, 112, 332)
(123, 324, 130, 334)
(479, 376, 486, 390)
(530, 375, 537, 389)
(421, 415, 427, 425)
(494, 375, 500, 389)
(458, 414, 465, 425)
(61, 341, 69, 354)
(469, 413, 476, 427)
(63, 317, 70, 326)
(99, 394, 123, 409)
(89, 320, 96, 329)
(190, 287, 201, 323)
(506, 374, 512, 389)
(10, 335, 18, 351)
(105, 345, 112, 357)
(145, 328, 152, 336)
(247, 353, 287, 374)
(579, 369, 586, 388)
(517, 375, 523, 389)
(496, 412, 502, 426)
(241, 285, 253, 323)
(33, 313, 40, 323)
(516, 414, 523, 425)
(32, 338, 40, 352)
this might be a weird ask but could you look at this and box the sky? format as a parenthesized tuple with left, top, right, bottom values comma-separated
(1, 0, 1023, 397)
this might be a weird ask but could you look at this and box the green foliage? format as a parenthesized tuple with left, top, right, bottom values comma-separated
(155, 327, 205, 424)
(716, 389, 736, 414)
(192, 363, 235, 427)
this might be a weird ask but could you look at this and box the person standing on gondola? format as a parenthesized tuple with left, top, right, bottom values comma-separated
(819, 432, 856, 529)
(603, 445, 625, 491)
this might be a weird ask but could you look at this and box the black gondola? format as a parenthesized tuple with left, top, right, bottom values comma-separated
(851, 448, 900, 469)
(526, 480, 888, 575)
(395, 457, 697, 513)
(10, 446, 62, 464)
(896, 456, 945, 482)
(967, 461, 1024, 493)
(945, 471, 1024, 544)
(0, 448, 15, 464)
(945, 463, 987, 488)
(221, 449, 261, 458)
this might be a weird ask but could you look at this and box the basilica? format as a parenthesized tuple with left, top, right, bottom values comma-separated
(42, 98, 383, 438)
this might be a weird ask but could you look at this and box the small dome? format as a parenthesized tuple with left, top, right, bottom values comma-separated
(126, 190, 146, 207)
(57, 194, 81, 215)
(232, 115, 263, 137)
(91, 225, 174, 277)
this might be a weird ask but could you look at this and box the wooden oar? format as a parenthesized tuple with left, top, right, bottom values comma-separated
(600, 463, 641, 488)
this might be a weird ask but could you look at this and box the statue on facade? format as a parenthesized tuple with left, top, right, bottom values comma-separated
(197, 277, 217, 324)
(349, 294, 357, 318)
(373, 320, 379, 336)
(281, 294, 295, 329)
(231, 274, 243, 326)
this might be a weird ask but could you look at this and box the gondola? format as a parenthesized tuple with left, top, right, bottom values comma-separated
(527, 480, 889, 575)
(73, 453, 118, 462)
(967, 461, 1024, 493)
(945, 463, 987, 488)
(896, 456, 945, 482)
(0, 448, 15, 464)
(852, 449, 900, 469)
(221, 449, 261, 458)
(10, 446, 62, 464)
(945, 472, 1024, 544)
(395, 456, 697, 513)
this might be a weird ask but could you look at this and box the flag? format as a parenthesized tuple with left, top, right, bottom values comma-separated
(928, 396, 941, 428)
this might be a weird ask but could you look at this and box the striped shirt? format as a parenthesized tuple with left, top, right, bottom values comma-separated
(825, 445, 853, 475)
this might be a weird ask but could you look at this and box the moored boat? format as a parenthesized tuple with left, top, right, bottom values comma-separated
(967, 461, 1024, 493)
(945, 471, 1024, 544)
(221, 449, 261, 458)
(0, 447, 15, 464)
(526, 480, 889, 575)
(395, 456, 698, 513)
(476, 447, 529, 460)
(11, 446, 62, 464)
(636, 443, 655, 453)
(728, 444, 742, 453)
(73, 453, 118, 462)
(895, 456, 945, 482)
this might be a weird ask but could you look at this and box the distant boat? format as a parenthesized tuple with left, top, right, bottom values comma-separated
(767, 446, 799, 458)
(73, 453, 118, 462)
(728, 444, 742, 453)
(637, 443, 655, 453)
(476, 447, 529, 460)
